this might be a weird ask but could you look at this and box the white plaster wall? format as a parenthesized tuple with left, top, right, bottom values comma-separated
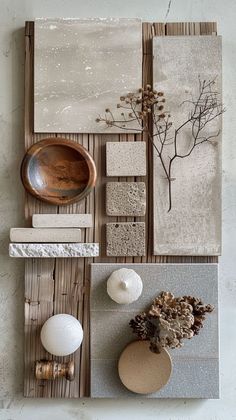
(0, 0, 235, 418)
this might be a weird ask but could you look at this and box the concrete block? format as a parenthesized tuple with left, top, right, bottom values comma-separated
(9, 243, 99, 258)
(32, 214, 93, 228)
(10, 228, 81, 243)
(106, 222, 145, 256)
(106, 182, 146, 216)
(106, 142, 146, 176)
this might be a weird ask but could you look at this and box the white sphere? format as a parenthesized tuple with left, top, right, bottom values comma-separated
(107, 268, 143, 304)
(40, 314, 83, 356)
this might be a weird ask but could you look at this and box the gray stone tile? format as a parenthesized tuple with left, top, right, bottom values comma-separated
(34, 18, 142, 133)
(153, 36, 222, 255)
(106, 223, 146, 256)
(106, 182, 146, 216)
(90, 263, 219, 398)
(106, 142, 146, 176)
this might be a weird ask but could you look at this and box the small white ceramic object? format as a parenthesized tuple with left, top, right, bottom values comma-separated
(40, 314, 83, 356)
(107, 268, 143, 304)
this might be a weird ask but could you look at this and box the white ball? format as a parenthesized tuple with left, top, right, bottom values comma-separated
(40, 314, 83, 356)
(107, 268, 143, 304)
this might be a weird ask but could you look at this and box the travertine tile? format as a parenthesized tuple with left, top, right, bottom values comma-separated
(106, 222, 145, 256)
(9, 243, 99, 258)
(34, 18, 142, 133)
(90, 263, 219, 398)
(32, 213, 93, 228)
(153, 36, 222, 255)
(106, 142, 146, 176)
(10, 228, 81, 243)
(106, 182, 146, 216)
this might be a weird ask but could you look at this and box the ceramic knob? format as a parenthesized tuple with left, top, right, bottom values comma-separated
(107, 268, 143, 304)
(40, 314, 83, 356)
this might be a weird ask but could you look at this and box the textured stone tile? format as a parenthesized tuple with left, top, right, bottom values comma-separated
(32, 213, 93, 228)
(106, 182, 146, 216)
(153, 36, 222, 255)
(34, 18, 142, 133)
(106, 222, 145, 256)
(9, 243, 99, 258)
(90, 264, 219, 398)
(10, 228, 81, 243)
(106, 142, 146, 176)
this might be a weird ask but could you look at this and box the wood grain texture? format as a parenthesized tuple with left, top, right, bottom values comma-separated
(24, 21, 218, 398)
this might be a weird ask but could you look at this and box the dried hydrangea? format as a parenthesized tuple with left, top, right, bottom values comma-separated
(129, 291, 214, 353)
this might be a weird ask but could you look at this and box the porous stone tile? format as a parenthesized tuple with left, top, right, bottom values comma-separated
(9, 243, 99, 258)
(34, 18, 142, 133)
(106, 142, 146, 176)
(106, 222, 145, 256)
(32, 213, 93, 228)
(106, 182, 146, 216)
(10, 228, 81, 243)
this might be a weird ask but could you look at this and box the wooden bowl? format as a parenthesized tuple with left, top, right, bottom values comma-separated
(21, 138, 97, 205)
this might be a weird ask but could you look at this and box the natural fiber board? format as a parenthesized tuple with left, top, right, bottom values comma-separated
(90, 263, 219, 398)
(153, 36, 222, 256)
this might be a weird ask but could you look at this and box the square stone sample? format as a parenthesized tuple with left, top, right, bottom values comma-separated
(90, 263, 219, 398)
(34, 18, 142, 133)
(106, 142, 146, 176)
(106, 182, 146, 216)
(153, 36, 222, 255)
(106, 222, 145, 256)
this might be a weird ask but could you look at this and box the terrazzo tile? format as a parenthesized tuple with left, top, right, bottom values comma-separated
(106, 222, 145, 256)
(106, 182, 146, 216)
(106, 142, 146, 176)
(34, 18, 142, 133)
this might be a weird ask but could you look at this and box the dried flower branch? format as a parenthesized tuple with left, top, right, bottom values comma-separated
(129, 291, 214, 354)
(96, 78, 224, 212)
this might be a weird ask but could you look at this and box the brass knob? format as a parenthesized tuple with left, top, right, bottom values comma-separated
(35, 360, 75, 381)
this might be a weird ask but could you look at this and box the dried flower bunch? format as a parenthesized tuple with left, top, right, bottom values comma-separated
(129, 291, 214, 354)
(96, 79, 224, 212)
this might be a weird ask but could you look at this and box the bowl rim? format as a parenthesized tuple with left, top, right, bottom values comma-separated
(21, 137, 97, 205)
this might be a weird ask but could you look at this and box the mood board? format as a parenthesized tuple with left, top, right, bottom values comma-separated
(20, 20, 221, 398)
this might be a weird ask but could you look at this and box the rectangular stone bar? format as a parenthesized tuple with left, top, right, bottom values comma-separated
(32, 214, 93, 228)
(10, 228, 81, 243)
(153, 36, 222, 255)
(34, 18, 142, 133)
(9, 243, 99, 258)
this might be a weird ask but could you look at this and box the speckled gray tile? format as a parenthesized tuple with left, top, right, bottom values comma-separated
(90, 263, 219, 398)
(34, 18, 142, 133)
(106, 142, 146, 176)
(106, 223, 146, 256)
(153, 36, 222, 255)
(106, 182, 146, 216)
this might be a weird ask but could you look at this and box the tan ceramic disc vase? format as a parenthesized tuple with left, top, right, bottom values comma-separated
(21, 138, 97, 205)
(118, 340, 172, 394)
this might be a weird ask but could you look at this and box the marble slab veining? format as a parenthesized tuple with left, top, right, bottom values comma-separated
(9, 243, 99, 258)
(106, 182, 146, 216)
(153, 36, 222, 255)
(10, 228, 81, 243)
(34, 18, 142, 133)
(32, 213, 93, 228)
(90, 263, 219, 398)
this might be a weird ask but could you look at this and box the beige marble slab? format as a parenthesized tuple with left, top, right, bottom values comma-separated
(153, 36, 222, 255)
(34, 18, 142, 133)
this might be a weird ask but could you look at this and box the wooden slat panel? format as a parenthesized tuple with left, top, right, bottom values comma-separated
(24, 21, 218, 398)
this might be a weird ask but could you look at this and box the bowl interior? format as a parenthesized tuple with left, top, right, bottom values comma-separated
(27, 144, 90, 201)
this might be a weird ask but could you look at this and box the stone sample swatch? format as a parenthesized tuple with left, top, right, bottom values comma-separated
(9, 243, 99, 258)
(10, 228, 81, 243)
(32, 213, 93, 228)
(106, 142, 146, 176)
(106, 182, 146, 216)
(34, 18, 142, 133)
(90, 263, 219, 398)
(106, 222, 145, 256)
(153, 36, 222, 255)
